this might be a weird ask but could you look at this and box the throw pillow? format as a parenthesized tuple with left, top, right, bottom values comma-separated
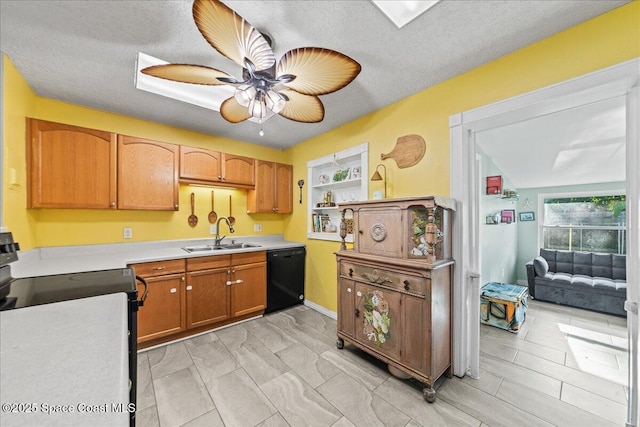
(533, 256, 549, 277)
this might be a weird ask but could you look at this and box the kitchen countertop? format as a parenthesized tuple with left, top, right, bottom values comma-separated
(11, 234, 305, 278)
(0, 293, 130, 427)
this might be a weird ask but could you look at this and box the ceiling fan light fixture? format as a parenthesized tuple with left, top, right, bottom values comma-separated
(265, 90, 286, 114)
(248, 92, 268, 120)
(234, 84, 256, 107)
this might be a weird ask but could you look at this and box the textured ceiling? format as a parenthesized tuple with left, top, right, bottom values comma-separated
(0, 0, 630, 149)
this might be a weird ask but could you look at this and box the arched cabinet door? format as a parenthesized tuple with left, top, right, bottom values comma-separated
(27, 118, 117, 209)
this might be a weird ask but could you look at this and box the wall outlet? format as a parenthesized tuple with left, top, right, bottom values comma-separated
(123, 227, 132, 239)
(210, 225, 217, 235)
(254, 224, 262, 232)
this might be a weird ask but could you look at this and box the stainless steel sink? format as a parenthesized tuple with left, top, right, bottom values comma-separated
(182, 243, 261, 253)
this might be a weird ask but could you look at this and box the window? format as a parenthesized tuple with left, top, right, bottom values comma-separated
(540, 192, 626, 254)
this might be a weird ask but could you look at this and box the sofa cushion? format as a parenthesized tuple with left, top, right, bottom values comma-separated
(533, 256, 549, 277)
(555, 250, 574, 274)
(612, 254, 626, 280)
(540, 249, 557, 271)
(592, 253, 613, 279)
(573, 252, 593, 276)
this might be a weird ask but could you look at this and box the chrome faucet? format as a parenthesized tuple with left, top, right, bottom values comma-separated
(214, 216, 235, 246)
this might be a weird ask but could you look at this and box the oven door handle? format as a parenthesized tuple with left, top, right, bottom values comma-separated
(135, 275, 148, 307)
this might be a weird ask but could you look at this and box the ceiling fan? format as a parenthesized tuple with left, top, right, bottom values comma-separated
(141, 0, 361, 124)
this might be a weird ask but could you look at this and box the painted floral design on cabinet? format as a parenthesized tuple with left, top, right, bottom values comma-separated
(362, 290, 391, 346)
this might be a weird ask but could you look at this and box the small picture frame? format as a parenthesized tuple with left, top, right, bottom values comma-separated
(519, 212, 535, 221)
(486, 215, 498, 224)
(501, 209, 515, 224)
(350, 166, 361, 179)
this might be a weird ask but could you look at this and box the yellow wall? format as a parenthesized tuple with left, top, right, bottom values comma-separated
(3, 2, 639, 313)
(284, 2, 640, 311)
(3, 61, 291, 248)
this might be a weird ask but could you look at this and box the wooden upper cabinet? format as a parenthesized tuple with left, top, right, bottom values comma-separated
(27, 118, 117, 209)
(179, 146, 254, 188)
(117, 135, 179, 210)
(247, 161, 292, 213)
(179, 146, 221, 182)
(222, 153, 255, 187)
(275, 163, 293, 214)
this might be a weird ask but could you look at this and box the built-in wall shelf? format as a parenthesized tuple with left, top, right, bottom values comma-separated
(307, 143, 368, 242)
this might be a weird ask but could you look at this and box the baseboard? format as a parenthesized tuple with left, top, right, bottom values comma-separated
(304, 299, 337, 320)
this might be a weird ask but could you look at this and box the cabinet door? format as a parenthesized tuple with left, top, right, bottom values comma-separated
(231, 262, 266, 317)
(356, 207, 404, 257)
(275, 163, 293, 213)
(222, 154, 255, 186)
(186, 268, 231, 329)
(402, 294, 428, 373)
(137, 273, 186, 343)
(248, 160, 276, 213)
(354, 283, 401, 359)
(180, 146, 222, 182)
(27, 118, 117, 209)
(337, 277, 355, 337)
(117, 135, 179, 210)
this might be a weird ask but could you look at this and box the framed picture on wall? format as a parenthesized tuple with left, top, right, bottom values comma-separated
(486, 175, 503, 195)
(519, 212, 535, 221)
(501, 209, 515, 223)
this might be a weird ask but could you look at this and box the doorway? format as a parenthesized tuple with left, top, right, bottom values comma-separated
(450, 58, 639, 426)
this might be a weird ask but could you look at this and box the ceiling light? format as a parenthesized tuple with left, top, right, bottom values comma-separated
(372, 0, 441, 28)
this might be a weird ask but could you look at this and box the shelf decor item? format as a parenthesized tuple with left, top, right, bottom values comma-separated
(380, 134, 426, 169)
(501, 209, 515, 223)
(486, 175, 502, 195)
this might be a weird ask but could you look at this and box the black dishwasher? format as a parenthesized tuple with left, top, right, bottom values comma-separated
(266, 247, 305, 313)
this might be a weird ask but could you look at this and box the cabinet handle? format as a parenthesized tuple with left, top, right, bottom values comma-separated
(174, 204, 179, 209)
(358, 230, 363, 234)
(152, 266, 165, 271)
(218, 175, 223, 180)
(170, 288, 177, 293)
(356, 291, 362, 297)
(403, 280, 410, 290)
(110, 201, 116, 207)
(186, 285, 192, 291)
(355, 308, 360, 317)
(348, 268, 353, 277)
(226, 279, 243, 286)
(347, 287, 352, 293)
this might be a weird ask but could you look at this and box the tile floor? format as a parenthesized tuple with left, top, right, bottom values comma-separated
(136, 300, 629, 427)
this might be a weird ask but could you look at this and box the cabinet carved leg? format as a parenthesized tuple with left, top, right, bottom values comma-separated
(423, 386, 436, 403)
(336, 337, 344, 349)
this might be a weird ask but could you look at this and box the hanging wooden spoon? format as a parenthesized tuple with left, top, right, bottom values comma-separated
(228, 195, 235, 225)
(208, 190, 217, 223)
(188, 192, 198, 227)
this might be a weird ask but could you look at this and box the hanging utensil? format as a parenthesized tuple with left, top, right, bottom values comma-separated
(298, 179, 304, 204)
(208, 190, 217, 223)
(228, 195, 236, 225)
(188, 192, 198, 227)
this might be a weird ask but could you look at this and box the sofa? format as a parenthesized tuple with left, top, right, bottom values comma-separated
(526, 249, 626, 316)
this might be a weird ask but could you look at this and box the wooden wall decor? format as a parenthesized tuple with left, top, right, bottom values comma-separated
(380, 134, 426, 169)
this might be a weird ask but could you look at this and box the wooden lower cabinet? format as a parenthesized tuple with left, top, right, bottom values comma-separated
(186, 268, 231, 328)
(132, 251, 266, 347)
(336, 252, 452, 403)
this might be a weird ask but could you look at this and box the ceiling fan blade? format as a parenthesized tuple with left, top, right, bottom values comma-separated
(193, 0, 275, 71)
(141, 64, 235, 85)
(277, 47, 361, 96)
(278, 89, 325, 123)
(220, 96, 251, 123)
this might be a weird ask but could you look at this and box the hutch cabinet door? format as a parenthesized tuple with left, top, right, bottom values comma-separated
(402, 294, 429, 373)
(186, 268, 231, 329)
(337, 278, 355, 337)
(353, 283, 401, 359)
(356, 207, 404, 257)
